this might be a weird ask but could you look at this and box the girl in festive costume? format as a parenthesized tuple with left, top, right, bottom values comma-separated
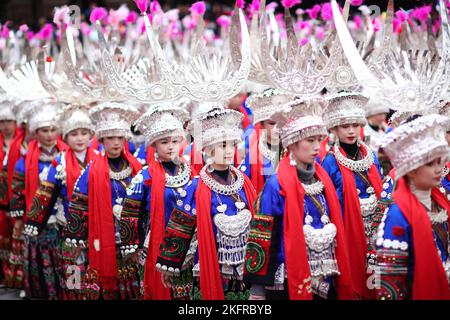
(321, 92, 383, 299)
(374, 114, 450, 300)
(244, 97, 354, 300)
(157, 106, 257, 300)
(120, 103, 192, 300)
(64, 102, 142, 300)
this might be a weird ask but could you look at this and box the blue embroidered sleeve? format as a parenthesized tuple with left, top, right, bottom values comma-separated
(10, 157, 26, 218)
(321, 154, 344, 216)
(374, 204, 412, 300)
(133, 144, 147, 166)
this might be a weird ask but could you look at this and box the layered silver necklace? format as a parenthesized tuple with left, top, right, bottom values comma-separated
(333, 140, 374, 172)
(109, 165, 132, 181)
(199, 165, 244, 196)
(165, 162, 191, 188)
(259, 132, 277, 163)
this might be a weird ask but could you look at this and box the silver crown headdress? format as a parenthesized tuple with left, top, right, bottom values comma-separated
(134, 103, 189, 146)
(94, 5, 251, 105)
(380, 114, 449, 178)
(58, 104, 94, 139)
(331, 0, 450, 114)
(258, 2, 343, 96)
(0, 97, 17, 121)
(191, 108, 243, 150)
(89, 101, 139, 140)
(323, 91, 369, 129)
(272, 96, 328, 148)
(246, 88, 295, 125)
(28, 99, 61, 134)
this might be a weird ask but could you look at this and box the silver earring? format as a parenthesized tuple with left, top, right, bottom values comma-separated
(206, 158, 214, 173)
(154, 152, 159, 161)
(328, 133, 335, 146)
(289, 153, 296, 166)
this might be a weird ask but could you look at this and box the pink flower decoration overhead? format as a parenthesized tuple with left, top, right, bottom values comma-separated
(306, 5, 321, 20)
(321, 3, 333, 21)
(53, 6, 70, 27)
(19, 24, 29, 33)
(134, 0, 149, 14)
(266, 2, 278, 13)
(251, 0, 260, 12)
(38, 23, 54, 40)
(281, 0, 301, 9)
(395, 10, 409, 23)
(0, 23, 9, 38)
(150, 1, 162, 14)
(299, 38, 309, 46)
(190, 1, 206, 16)
(411, 6, 432, 23)
(315, 26, 325, 40)
(351, 0, 363, 6)
(372, 17, 382, 32)
(126, 12, 138, 24)
(217, 15, 231, 29)
(26, 31, 34, 41)
(236, 0, 245, 9)
(182, 15, 196, 30)
(89, 7, 108, 24)
(354, 15, 362, 29)
(80, 22, 91, 35)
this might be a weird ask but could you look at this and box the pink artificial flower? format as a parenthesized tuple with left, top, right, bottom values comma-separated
(354, 15, 362, 29)
(150, 1, 162, 14)
(80, 22, 91, 35)
(281, 0, 301, 9)
(166, 9, 180, 22)
(19, 24, 29, 33)
(53, 6, 70, 27)
(351, 0, 363, 6)
(266, 2, 278, 13)
(126, 12, 138, 25)
(217, 15, 231, 29)
(411, 6, 432, 23)
(38, 23, 54, 41)
(26, 31, 34, 41)
(236, 0, 245, 9)
(372, 17, 382, 32)
(395, 9, 409, 22)
(0, 22, 9, 38)
(182, 15, 196, 30)
(251, 0, 260, 12)
(306, 5, 321, 20)
(315, 26, 325, 40)
(89, 7, 108, 24)
(190, 1, 206, 16)
(299, 38, 309, 46)
(321, 3, 333, 21)
(134, 0, 149, 14)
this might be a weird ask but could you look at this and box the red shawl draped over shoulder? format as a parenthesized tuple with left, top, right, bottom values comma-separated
(195, 169, 257, 300)
(6, 128, 25, 202)
(277, 155, 354, 299)
(393, 178, 450, 300)
(87, 150, 142, 293)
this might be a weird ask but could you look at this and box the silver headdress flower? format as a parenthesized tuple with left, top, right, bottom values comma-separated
(323, 91, 369, 129)
(246, 88, 295, 125)
(89, 101, 139, 140)
(58, 104, 94, 139)
(134, 103, 189, 146)
(0, 97, 17, 121)
(272, 96, 328, 148)
(28, 99, 61, 134)
(380, 114, 449, 178)
(191, 108, 243, 150)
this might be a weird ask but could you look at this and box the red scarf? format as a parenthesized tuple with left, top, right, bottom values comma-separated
(65, 147, 97, 201)
(87, 150, 142, 294)
(190, 143, 204, 177)
(142, 158, 171, 300)
(318, 137, 329, 163)
(25, 139, 68, 216)
(277, 156, 354, 299)
(0, 133, 4, 168)
(90, 136, 99, 150)
(195, 169, 257, 300)
(334, 144, 382, 299)
(249, 124, 265, 195)
(7, 129, 25, 202)
(145, 145, 155, 165)
(394, 178, 450, 300)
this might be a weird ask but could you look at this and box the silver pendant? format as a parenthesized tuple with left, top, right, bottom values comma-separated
(113, 204, 123, 220)
(235, 201, 245, 210)
(217, 204, 228, 213)
(176, 200, 183, 207)
(366, 187, 375, 194)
